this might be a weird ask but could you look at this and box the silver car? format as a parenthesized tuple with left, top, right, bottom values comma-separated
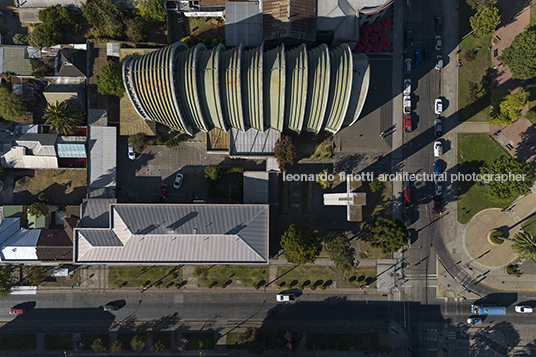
(467, 317, 482, 325)
(435, 55, 443, 70)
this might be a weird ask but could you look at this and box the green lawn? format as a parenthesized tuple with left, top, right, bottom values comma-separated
(457, 134, 513, 224)
(198, 265, 268, 288)
(342, 267, 377, 288)
(185, 17, 222, 38)
(225, 332, 248, 349)
(44, 334, 73, 350)
(305, 333, 357, 350)
(183, 332, 215, 350)
(522, 214, 536, 234)
(276, 266, 335, 288)
(108, 266, 182, 288)
(0, 334, 36, 350)
(530, 0, 536, 28)
(81, 334, 109, 350)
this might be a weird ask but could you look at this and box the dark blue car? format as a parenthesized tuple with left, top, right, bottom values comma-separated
(414, 48, 422, 65)
(434, 161, 442, 175)
(424, 47, 431, 62)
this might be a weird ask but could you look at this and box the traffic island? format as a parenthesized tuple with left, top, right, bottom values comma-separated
(487, 230, 505, 245)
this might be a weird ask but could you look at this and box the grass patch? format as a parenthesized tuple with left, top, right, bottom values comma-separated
(108, 266, 181, 289)
(0, 334, 36, 350)
(185, 17, 223, 38)
(316, 230, 345, 258)
(530, 0, 536, 28)
(522, 214, 536, 234)
(362, 180, 392, 221)
(183, 332, 215, 350)
(196, 265, 268, 288)
(306, 333, 357, 350)
(225, 333, 248, 349)
(457, 134, 513, 224)
(342, 267, 377, 288)
(44, 334, 73, 350)
(81, 334, 109, 350)
(309, 136, 333, 159)
(489, 230, 505, 244)
(293, 132, 334, 160)
(358, 240, 391, 259)
(276, 266, 335, 288)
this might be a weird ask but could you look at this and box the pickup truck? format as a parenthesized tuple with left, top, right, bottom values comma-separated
(403, 96, 411, 115)
(471, 304, 506, 315)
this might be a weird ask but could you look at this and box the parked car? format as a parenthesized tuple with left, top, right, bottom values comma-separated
(434, 98, 443, 115)
(128, 145, 136, 160)
(435, 55, 443, 70)
(467, 317, 482, 325)
(403, 78, 411, 96)
(434, 118, 442, 137)
(435, 15, 443, 32)
(9, 306, 26, 315)
(404, 114, 412, 133)
(515, 305, 533, 314)
(173, 173, 183, 189)
(103, 302, 120, 312)
(405, 26, 414, 48)
(435, 180, 443, 196)
(159, 184, 168, 203)
(424, 47, 431, 62)
(433, 140, 443, 157)
(403, 187, 411, 205)
(404, 58, 412, 74)
(433, 160, 442, 175)
(276, 293, 295, 302)
(403, 96, 411, 115)
(414, 48, 422, 65)
(433, 195, 442, 214)
(435, 35, 442, 51)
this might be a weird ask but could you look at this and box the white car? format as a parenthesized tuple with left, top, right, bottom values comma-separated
(128, 145, 136, 160)
(403, 78, 411, 96)
(433, 141, 443, 157)
(403, 96, 411, 115)
(515, 305, 533, 314)
(435, 180, 443, 196)
(276, 294, 295, 302)
(435, 35, 442, 51)
(467, 317, 482, 325)
(435, 55, 443, 70)
(434, 98, 443, 115)
(173, 173, 183, 189)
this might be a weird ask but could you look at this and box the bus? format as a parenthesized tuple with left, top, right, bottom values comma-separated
(471, 304, 506, 315)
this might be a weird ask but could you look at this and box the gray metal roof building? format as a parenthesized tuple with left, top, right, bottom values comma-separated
(88, 126, 116, 198)
(74, 203, 269, 264)
(122, 41, 361, 141)
(225, 1, 263, 47)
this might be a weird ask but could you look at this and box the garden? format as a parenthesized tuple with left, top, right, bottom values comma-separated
(193, 265, 268, 288)
(108, 266, 183, 289)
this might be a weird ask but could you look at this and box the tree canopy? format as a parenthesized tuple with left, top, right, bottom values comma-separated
(499, 29, 536, 80)
(29, 6, 77, 48)
(128, 133, 148, 153)
(273, 135, 296, 172)
(369, 217, 408, 254)
(478, 156, 534, 201)
(96, 60, 125, 97)
(28, 201, 49, 218)
(0, 86, 26, 121)
(489, 89, 529, 126)
(44, 101, 84, 135)
(326, 234, 355, 271)
(469, 5, 501, 38)
(81, 0, 124, 38)
(139, 0, 167, 22)
(30, 59, 53, 78)
(281, 225, 321, 264)
(0, 265, 16, 298)
(512, 231, 536, 260)
(466, 0, 494, 10)
(28, 24, 59, 48)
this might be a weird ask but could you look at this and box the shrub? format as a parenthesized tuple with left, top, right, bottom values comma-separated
(13, 33, 29, 45)
(310, 285, 316, 290)
(204, 166, 222, 181)
(221, 284, 226, 289)
(506, 264, 519, 275)
(320, 285, 326, 290)
(151, 340, 165, 352)
(276, 284, 281, 289)
(465, 49, 478, 62)
(128, 133, 147, 153)
(298, 285, 304, 290)
(28, 267, 46, 286)
(28, 201, 49, 218)
(38, 192, 50, 203)
(369, 179, 382, 193)
(254, 284, 260, 290)
(526, 109, 536, 121)
(110, 340, 122, 353)
(165, 137, 179, 148)
(91, 338, 107, 353)
(156, 136, 166, 145)
(273, 135, 296, 172)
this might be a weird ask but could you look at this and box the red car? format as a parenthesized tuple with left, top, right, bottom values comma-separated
(9, 307, 26, 315)
(159, 184, 168, 203)
(433, 195, 442, 214)
(403, 188, 410, 205)
(404, 114, 412, 133)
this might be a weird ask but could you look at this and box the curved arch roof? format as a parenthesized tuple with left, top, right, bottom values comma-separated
(220, 45, 245, 131)
(242, 44, 264, 131)
(284, 44, 308, 134)
(302, 44, 330, 134)
(197, 44, 227, 131)
(263, 44, 285, 132)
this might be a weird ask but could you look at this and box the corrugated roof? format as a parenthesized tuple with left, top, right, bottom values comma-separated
(284, 44, 307, 133)
(18, 8, 42, 23)
(28, 214, 46, 229)
(81, 198, 117, 228)
(262, 0, 316, 42)
(75, 204, 269, 264)
(323, 44, 353, 134)
(220, 45, 245, 131)
(16, 0, 83, 7)
(197, 44, 227, 131)
(0, 218, 22, 244)
(2, 206, 24, 219)
(243, 171, 269, 204)
(302, 44, 330, 134)
(2, 246, 38, 261)
(0, 46, 34, 76)
(57, 143, 87, 158)
(242, 45, 263, 131)
(88, 126, 116, 189)
(230, 126, 280, 156)
(263, 45, 285, 132)
(225, 1, 262, 47)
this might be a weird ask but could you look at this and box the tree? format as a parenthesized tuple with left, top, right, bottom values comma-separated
(281, 224, 321, 264)
(141, 0, 167, 21)
(130, 335, 146, 352)
(110, 340, 122, 353)
(30, 58, 53, 78)
(38, 192, 50, 203)
(489, 89, 529, 126)
(326, 234, 355, 271)
(237, 327, 269, 355)
(28, 267, 46, 286)
(38, 6, 77, 32)
(0, 87, 25, 121)
(43, 101, 84, 135)
(81, 0, 124, 38)
(28, 201, 49, 218)
(13, 33, 29, 45)
(0, 265, 16, 298)
(512, 231, 536, 260)
(273, 135, 296, 172)
(128, 132, 148, 153)
(369, 179, 382, 193)
(469, 5, 500, 38)
(28, 24, 59, 48)
(466, 0, 494, 10)
(316, 169, 333, 189)
(478, 156, 534, 201)
(151, 340, 165, 352)
(91, 338, 107, 353)
(499, 29, 536, 80)
(95, 60, 125, 97)
(125, 18, 145, 43)
(369, 217, 408, 254)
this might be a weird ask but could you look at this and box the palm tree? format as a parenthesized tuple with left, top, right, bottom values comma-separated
(43, 101, 83, 135)
(511, 230, 536, 260)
